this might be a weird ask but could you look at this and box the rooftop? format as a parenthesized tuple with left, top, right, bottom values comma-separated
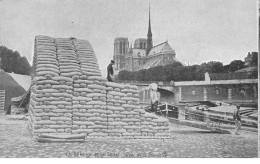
(148, 41, 176, 57)
(114, 37, 128, 42)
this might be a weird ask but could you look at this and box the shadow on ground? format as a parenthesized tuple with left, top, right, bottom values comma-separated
(171, 130, 221, 134)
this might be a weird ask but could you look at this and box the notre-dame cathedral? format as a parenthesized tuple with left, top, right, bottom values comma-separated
(113, 6, 183, 73)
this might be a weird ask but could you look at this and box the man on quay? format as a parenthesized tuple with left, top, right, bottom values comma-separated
(149, 83, 160, 113)
(233, 105, 242, 135)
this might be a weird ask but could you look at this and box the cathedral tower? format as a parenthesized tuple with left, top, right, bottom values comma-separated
(146, 4, 153, 56)
(113, 37, 129, 70)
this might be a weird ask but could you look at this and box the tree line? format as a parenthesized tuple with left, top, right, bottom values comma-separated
(117, 53, 258, 82)
(0, 46, 31, 75)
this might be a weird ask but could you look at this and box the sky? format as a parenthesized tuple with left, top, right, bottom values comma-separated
(0, 0, 258, 76)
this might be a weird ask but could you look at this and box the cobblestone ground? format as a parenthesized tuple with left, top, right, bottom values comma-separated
(0, 113, 258, 158)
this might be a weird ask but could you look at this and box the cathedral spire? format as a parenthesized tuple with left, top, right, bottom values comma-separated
(146, 3, 153, 56)
(148, 4, 152, 34)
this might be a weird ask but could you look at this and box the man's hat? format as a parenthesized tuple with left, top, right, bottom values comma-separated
(111, 60, 115, 63)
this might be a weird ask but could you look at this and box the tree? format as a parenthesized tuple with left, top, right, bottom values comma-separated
(195, 61, 223, 78)
(228, 60, 245, 72)
(0, 46, 31, 75)
(207, 61, 224, 73)
(134, 69, 147, 81)
(184, 65, 198, 81)
(118, 70, 130, 80)
(223, 65, 230, 73)
(0, 46, 13, 72)
(117, 55, 255, 82)
(17, 57, 31, 75)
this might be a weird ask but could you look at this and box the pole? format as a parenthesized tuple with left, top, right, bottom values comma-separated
(17, 85, 31, 112)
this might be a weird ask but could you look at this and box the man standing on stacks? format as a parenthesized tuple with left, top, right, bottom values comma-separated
(107, 60, 115, 82)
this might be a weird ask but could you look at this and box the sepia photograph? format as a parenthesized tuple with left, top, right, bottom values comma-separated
(0, 0, 259, 158)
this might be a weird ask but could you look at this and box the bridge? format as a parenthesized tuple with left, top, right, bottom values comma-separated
(117, 79, 258, 105)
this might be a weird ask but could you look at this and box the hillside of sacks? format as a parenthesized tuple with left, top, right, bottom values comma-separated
(28, 35, 170, 138)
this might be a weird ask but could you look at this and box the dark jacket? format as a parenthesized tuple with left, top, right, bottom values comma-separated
(107, 63, 114, 81)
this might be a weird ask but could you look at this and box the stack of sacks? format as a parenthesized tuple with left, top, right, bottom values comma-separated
(34, 35, 59, 77)
(73, 39, 102, 77)
(139, 112, 169, 137)
(152, 117, 170, 136)
(71, 39, 108, 137)
(105, 82, 142, 137)
(28, 36, 74, 136)
(28, 76, 74, 135)
(84, 77, 109, 137)
(28, 35, 171, 139)
(56, 38, 82, 78)
(71, 76, 109, 137)
(71, 75, 107, 136)
(139, 112, 157, 136)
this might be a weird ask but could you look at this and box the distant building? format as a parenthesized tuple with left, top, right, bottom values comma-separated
(113, 37, 129, 70)
(244, 52, 258, 67)
(113, 5, 183, 72)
